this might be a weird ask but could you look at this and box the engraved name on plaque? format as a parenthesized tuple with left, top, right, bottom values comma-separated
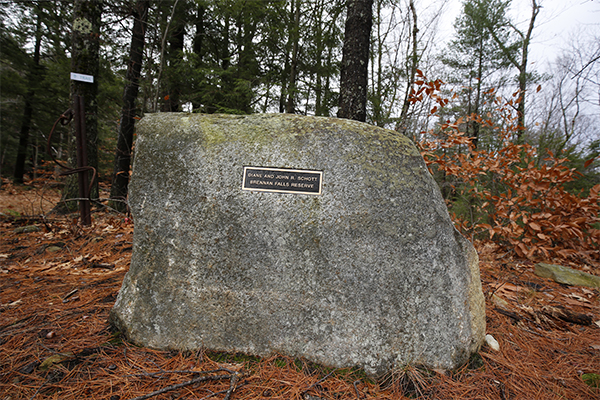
(242, 166, 322, 195)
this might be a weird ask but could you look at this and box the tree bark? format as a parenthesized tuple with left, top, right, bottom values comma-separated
(337, 0, 373, 122)
(109, 0, 149, 212)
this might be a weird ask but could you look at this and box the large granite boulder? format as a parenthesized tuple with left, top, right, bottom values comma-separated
(110, 113, 485, 376)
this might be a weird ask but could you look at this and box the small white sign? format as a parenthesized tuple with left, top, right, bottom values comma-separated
(70, 72, 94, 83)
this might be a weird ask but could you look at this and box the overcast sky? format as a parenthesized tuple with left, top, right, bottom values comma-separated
(437, 0, 600, 69)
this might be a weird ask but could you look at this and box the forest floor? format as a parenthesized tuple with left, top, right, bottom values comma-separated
(0, 178, 599, 400)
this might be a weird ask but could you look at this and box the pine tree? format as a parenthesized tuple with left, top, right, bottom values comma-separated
(482, 0, 540, 141)
(1, 1, 72, 184)
(441, 0, 515, 148)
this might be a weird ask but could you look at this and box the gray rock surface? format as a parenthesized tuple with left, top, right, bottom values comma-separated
(110, 113, 485, 376)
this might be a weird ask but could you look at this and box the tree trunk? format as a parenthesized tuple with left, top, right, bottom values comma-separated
(338, 0, 373, 122)
(314, 3, 323, 116)
(471, 38, 483, 149)
(162, 7, 185, 112)
(193, 3, 204, 60)
(153, 0, 179, 112)
(61, 0, 102, 210)
(13, 7, 42, 184)
(192, 2, 205, 111)
(109, 0, 149, 212)
(486, 0, 540, 143)
(370, 0, 383, 127)
(398, 0, 418, 134)
(234, 13, 257, 114)
(515, 0, 540, 142)
(279, 28, 291, 111)
(285, 0, 301, 114)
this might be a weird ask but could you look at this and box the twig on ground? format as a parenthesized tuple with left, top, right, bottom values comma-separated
(301, 369, 336, 398)
(223, 371, 244, 400)
(127, 372, 237, 400)
(62, 289, 79, 301)
(353, 379, 363, 399)
(28, 380, 46, 400)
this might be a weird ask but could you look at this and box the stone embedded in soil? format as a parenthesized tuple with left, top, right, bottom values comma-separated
(13, 225, 40, 234)
(535, 263, 600, 288)
(110, 113, 486, 377)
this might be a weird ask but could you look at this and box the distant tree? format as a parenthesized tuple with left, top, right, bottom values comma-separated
(440, 0, 515, 148)
(367, 0, 447, 136)
(110, 0, 149, 212)
(338, 0, 373, 121)
(13, 3, 43, 184)
(0, 15, 27, 183)
(305, 0, 342, 116)
(175, 0, 271, 114)
(397, 0, 419, 133)
(280, 0, 343, 115)
(149, 0, 187, 113)
(529, 37, 600, 193)
(1, 1, 72, 184)
(370, 0, 407, 128)
(134, 0, 343, 116)
(483, 0, 540, 141)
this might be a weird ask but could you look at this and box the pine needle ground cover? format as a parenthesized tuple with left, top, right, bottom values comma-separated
(1, 180, 599, 400)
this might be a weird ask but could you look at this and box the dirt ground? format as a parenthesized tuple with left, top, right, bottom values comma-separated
(1, 179, 599, 400)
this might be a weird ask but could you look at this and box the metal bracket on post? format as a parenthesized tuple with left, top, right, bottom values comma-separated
(46, 96, 96, 226)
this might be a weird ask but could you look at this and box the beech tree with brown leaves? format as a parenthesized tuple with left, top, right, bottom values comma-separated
(413, 71, 599, 263)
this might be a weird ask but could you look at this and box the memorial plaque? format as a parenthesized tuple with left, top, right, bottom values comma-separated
(242, 166, 322, 195)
